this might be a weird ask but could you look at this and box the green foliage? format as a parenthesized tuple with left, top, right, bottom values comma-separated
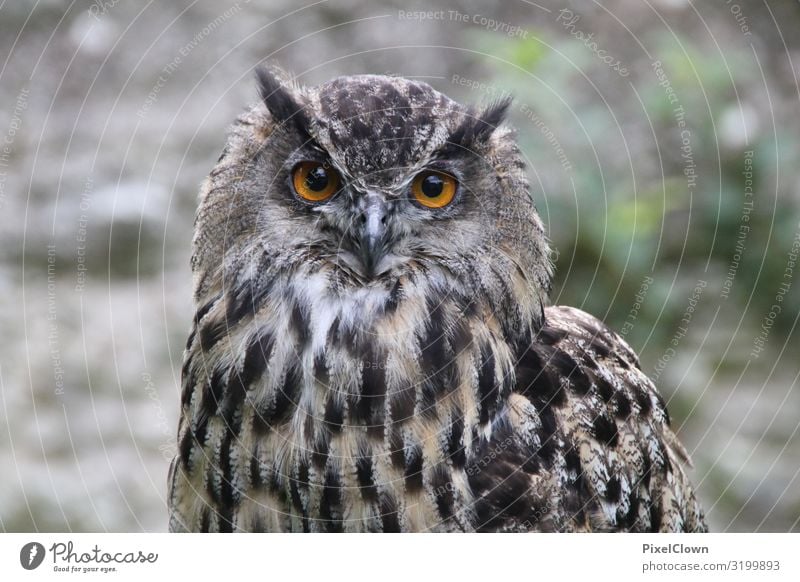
(476, 27, 800, 361)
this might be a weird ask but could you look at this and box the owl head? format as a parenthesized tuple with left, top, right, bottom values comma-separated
(192, 68, 552, 344)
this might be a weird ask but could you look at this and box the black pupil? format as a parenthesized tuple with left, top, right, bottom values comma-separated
(421, 174, 444, 198)
(305, 166, 329, 191)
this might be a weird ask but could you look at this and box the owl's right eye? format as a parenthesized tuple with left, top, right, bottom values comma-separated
(291, 161, 341, 203)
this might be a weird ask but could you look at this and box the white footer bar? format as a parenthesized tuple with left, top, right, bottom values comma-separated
(1, 533, 798, 581)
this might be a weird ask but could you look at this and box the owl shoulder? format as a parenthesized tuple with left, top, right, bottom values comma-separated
(480, 305, 705, 531)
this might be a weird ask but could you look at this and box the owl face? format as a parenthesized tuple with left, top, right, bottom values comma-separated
(244, 71, 546, 287)
(195, 69, 551, 335)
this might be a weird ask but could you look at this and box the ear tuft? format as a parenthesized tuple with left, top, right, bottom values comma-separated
(255, 66, 310, 135)
(476, 96, 512, 138)
(447, 95, 513, 152)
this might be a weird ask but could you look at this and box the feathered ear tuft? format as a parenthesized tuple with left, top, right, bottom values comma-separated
(474, 97, 513, 140)
(447, 96, 513, 152)
(255, 66, 311, 136)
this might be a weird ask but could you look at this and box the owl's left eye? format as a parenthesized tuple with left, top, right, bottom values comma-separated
(411, 170, 458, 209)
(292, 161, 341, 203)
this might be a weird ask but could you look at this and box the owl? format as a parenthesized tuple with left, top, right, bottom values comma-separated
(167, 68, 706, 532)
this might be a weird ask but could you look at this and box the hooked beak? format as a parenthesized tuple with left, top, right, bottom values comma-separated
(356, 194, 388, 277)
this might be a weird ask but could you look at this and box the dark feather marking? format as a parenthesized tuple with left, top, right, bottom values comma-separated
(429, 465, 455, 521)
(641, 450, 653, 488)
(389, 427, 405, 469)
(589, 335, 612, 358)
(193, 294, 220, 329)
(198, 315, 229, 354)
(472, 465, 538, 531)
(389, 384, 415, 424)
(203, 366, 226, 419)
(535, 404, 558, 464)
(446, 415, 466, 468)
(624, 493, 641, 530)
(311, 430, 330, 469)
(223, 332, 276, 432)
(635, 388, 653, 416)
(289, 461, 310, 533)
(404, 443, 424, 492)
(323, 393, 344, 432)
(249, 450, 263, 488)
(563, 446, 591, 526)
(606, 475, 621, 503)
(537, 325, 567, 347)
(650, 501, 662, 531)
(614, 391, 632, 419)
(179, 428, 196, 470)
(193, 403, 211, 449)
(291, 301, 310, 348)
(419, 297, 457, 417)
(356, 345, 387, 436)
(326, 316, 340, 346)
(254, 364, 299, 432)
(385, 278, 402, 314)
(180, 360, 195, 408)
(379, 494, 401, 532)
(356, 454, 378, 503)
(516, 347, 567, 407)
(319, 470, 343, 532)
(542, 349, 586, 398)
(593, 413, 619, 447)
(655, 391, 671, 424)
(184, 330, 197, 353)
(477, 343, 497, 425)
(595, 374, 615, 402)
(218, 432, 236, 507)
(314, 353, 329, 385)
(199, 508, 211, 533)
(226, 277, 274, 326)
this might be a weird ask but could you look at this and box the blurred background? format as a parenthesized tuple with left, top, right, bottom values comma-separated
(1, 0, 799, 532)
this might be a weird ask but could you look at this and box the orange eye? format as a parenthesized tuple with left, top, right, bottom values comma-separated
(411, 170, 457, 209)
(292, 161, 341, 202)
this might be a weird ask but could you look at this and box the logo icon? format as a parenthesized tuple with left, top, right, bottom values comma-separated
(20, 542, 46, 570)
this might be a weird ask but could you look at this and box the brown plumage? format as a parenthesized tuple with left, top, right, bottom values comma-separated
(167, 68, 706, 532)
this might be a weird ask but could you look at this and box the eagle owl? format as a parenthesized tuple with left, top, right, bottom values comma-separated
(168, 68, 706, 532)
